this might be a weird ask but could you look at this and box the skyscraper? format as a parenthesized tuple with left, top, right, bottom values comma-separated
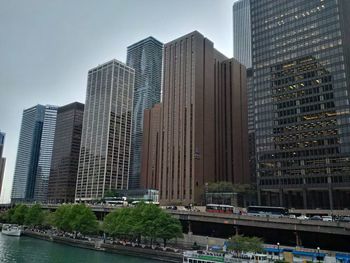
(233, 0, 252, 68)
(11, 105, 58, 202)
(251, 0, 350, 209)
(48, 102, 84, 203)
(33, 105, 58, 202)
(158, 31, 249, 204)
(0, 131, 6, 196)
(75, 59, 134, 202)
(140, 103, 162, 190)
(127, 37, 163, 189)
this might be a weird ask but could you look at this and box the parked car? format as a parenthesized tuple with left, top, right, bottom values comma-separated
(166, 205, 177, 210)
(339, 216, 350, 223)
(322, 216, 333, 222)
(297, 215, 309, 220)
(310, 215, 322, 221)
(289, 214, 297, 219)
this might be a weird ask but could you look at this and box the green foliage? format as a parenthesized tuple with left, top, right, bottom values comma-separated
(53, 204, 74, 232)
(25, 204, 45, 227)
(70, 204, 98, 235)
(227, 235, 263, 253)
(104, 190, 117, 198)
(207, 182, 254, 194)
(53, 204, 98, 234)
(11, 204, 28, 225)
(0, 208, 14, 223)
(103, 203, 183, 246)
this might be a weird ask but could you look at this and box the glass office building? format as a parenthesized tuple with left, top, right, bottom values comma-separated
(0, 131, 6, 197)
(251, 0, 350, 209)
(127, 37, 163, 189)
(11, 105, 58, 202)
(233, 0, 252, 68)
(75, 60, 134, 201)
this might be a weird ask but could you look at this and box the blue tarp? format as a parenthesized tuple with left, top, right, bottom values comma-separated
(292, 251, 325, 259)
(264, 247, 283, 253)
(336, 253, 350, 263)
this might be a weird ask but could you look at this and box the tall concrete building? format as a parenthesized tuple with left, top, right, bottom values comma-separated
(48, 102, 84, 203)
(75, 59, 134, 202)
(214, 58, 250, 185)
(0, 131, 6, 196)
(140, 103, 162, 190)
(233, 0, 252, 68)
(127, 37, 163, 189)
(158, 31, 249, 205)
(11, 105, 58, 202)
(251, 0, 350, 209)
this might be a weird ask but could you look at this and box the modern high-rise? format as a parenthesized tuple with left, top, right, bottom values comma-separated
(75, 59, 135, 202)
(127, 37, 163, 189)
(251, 0, 350, 209)
(48, 102, 84, 203)
(140, 103, 162, 190)
(247, 68, 256, 184)
(233, 0, 252, 68)
(33, 105, 58, 202)
(158, 31, 249, 205)
(11, 105, 58, 202)
(0, 131, 6, 196)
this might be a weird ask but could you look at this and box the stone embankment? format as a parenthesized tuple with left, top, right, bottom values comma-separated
(23, 230, 182, 263)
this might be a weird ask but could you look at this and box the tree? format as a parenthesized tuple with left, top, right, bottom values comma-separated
(25, 204, 45, 227)
(11, 204, 28, 225)
(103, 207, 135, 240)
(53, 204, 74, 232)
(155, 212, 183, 247)
(227, 235, 263, 253)
(102, 202, 183, 246)
(70, 204, 98, 235)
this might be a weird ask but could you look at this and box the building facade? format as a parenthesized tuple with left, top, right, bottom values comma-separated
(247, 68, 256, 184)
(33, 105, 58, 202)
(75, 59, 134, 202)
(251, 0, 350, 209)
(158, 31, 249, 205)
(0, 131, 6, 196)
(140, 103, 162, 190)
(233, 0, 252, 68)
(11, 105, 58, 202)
(48, 102, 84, 203)
(214, 58, 250, 185)
(127, 37, 163, 189)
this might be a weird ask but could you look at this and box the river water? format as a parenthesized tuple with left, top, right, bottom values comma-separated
(0, 233, 159, 263)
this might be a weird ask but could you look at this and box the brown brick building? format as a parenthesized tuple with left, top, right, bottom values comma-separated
(47, 102, 84, 203)
(141, 31, 249, 205)
(140, 103, 162, 190)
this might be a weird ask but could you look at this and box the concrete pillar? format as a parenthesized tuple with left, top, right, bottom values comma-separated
(267, 192, 272, 206)
(328, 177, 334, 210)
(287, 192, 292, 208)
(279, 189, 284, 207)
(257, 188, 262, 205)
(188, 221, 192, 234)
(234, 226, 239, 235)
(294, 231, 302, 247)
(302, 188, 308, 209)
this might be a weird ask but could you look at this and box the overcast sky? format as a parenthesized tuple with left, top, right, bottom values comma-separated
(0, 0, 237, 203)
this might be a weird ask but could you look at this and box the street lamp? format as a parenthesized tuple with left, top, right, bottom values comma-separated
(317, 247, 320, 263)
(277, 242, 280, 260)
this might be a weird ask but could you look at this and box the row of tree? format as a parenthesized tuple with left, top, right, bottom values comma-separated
(0, 204, 49, 227)
(0, 203, 183, 246)
(0, 203, 263, 252)
(103, 203, 183, 246)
